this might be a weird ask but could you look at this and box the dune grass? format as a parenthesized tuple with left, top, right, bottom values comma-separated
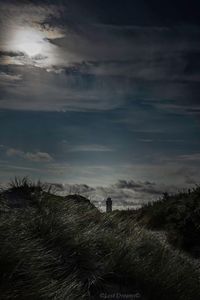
(0, 180, 200, 299)
(134, 186, 200, 257)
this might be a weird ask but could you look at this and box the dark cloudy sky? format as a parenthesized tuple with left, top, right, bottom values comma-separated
(0, 0, 200, 208)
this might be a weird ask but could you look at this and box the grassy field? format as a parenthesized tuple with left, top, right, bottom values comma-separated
(0, 178, 200, 299)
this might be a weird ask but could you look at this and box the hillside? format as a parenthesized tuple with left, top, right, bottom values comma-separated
(1, 179, 200, 300)
(134, 187, 200, 257)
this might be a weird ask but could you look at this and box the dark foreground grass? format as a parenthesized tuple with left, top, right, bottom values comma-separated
(0, 181, 200, 299)
(135, 187, 200, 257)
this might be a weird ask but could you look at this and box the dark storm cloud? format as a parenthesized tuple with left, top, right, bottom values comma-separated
(115, 180, 163, 195)
(49, 25, 200, 65)
(34, 0, 200, 95)
(0, 51, 25, 57)
(20, 0, 200, 27)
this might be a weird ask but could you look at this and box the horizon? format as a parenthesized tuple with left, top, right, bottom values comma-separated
(0, 177, 197, 211)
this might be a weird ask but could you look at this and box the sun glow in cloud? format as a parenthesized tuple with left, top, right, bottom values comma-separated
(11, 27, 48, 57)
(0, 24, 63, 68)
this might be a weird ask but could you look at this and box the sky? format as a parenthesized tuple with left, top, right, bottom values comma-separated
(0, 0, 200, 209)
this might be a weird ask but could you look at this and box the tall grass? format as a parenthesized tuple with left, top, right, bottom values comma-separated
(135, 186, 200, 257)
(0, 179, 200, 299)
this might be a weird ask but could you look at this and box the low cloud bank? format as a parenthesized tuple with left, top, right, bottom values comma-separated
(52, 180, 179, 211)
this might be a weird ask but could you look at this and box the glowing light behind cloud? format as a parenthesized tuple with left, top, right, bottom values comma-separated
(2, 24, 62, 67)
(11, 27, 46, 57)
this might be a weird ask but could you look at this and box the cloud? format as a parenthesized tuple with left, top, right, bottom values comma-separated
(178, 153, 200, 161)
(6, 148, 24, 157)
(114, 179, 165, 196)
(1, 61, 200, 113)
(0, 0, 199, 193)
(6, 148, 53, 162)
(160, 153, 200, 163)
(52, 171, 200, 210)
(50, 24, 200, 79)
(0, 1, 200, 113)
(169, 166, 200, 186)
(1, 0, 200, 75)
(25, 152, 53, 162)
(0, 51, 25, 58)
(56, 183, 95, 195)
(0, 66, 126, 111)
(0, 2, 61, 28)
(61, 52, 199, 82)
(69, 144, 114, 152)
(54, 179, 174, 210)
(0, 2, 63, 67)
(0, 72, 22, 82)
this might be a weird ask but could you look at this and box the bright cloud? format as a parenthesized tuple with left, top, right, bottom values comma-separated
(6, 148, 53, 162)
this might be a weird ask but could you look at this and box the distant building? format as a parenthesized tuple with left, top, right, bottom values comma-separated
(106, 197, 112, 213)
